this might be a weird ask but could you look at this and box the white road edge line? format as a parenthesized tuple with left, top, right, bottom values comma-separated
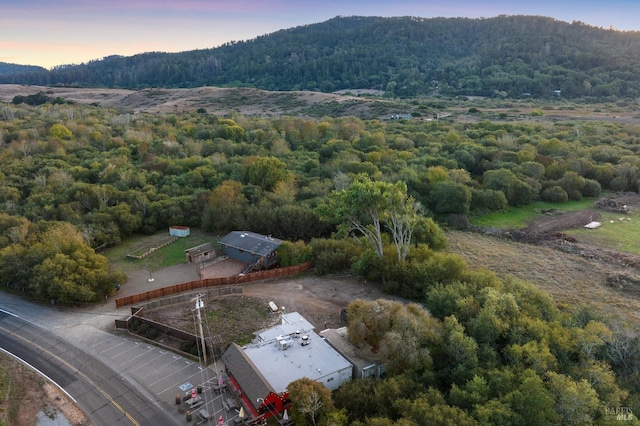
(0, 308, 18, 318)
(0, 346, 78, 404)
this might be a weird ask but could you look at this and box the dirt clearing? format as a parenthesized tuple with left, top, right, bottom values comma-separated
(0, 353, 89, 426)
(143, 274, 400, 349)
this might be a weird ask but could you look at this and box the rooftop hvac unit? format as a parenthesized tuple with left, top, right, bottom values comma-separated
(301, 335, 310, 346)
(279, 339, 288, 350)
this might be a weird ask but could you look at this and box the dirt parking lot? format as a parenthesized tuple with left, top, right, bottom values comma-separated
(144, 273, 402, 343)
(240, 274, 399, 329)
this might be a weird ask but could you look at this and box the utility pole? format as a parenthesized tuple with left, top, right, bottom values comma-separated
(195, 294, 207, 366)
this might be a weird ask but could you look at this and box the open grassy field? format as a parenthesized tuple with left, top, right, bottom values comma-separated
(459, 195, 640, 325)
(566, 211, 640, 255)
(470, 199, 595, 229)
(103, 228, 220, 273)
(446, 230, 640, 325)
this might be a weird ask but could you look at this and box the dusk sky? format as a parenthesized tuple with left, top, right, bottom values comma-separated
(2, 0, 639, 69)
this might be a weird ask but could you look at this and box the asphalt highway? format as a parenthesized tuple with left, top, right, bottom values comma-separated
(0, 260, 243, 426)
(0, 307, 176, 426)
(0, 289, 240, 426)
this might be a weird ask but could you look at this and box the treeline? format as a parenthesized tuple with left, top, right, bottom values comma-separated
(12, 92, 68, 106)
(0, 61, 45, 75)
(2, 16, 640, 99)
(0, 215, 126, 303)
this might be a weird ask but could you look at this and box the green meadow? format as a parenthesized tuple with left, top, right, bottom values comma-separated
(103, 229, 218, 272)
(471, 197, 640, 255)
(470, 199, 595, 229)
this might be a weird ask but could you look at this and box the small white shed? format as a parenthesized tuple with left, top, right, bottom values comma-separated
(169, 226, 190, 237)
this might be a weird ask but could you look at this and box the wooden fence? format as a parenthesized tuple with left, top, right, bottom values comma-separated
(115, 261, 313, 308)
(114, 307, 216, 361)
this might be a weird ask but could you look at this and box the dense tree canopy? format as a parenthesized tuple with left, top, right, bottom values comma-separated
(1, 101, 640, 300)
(325, 277, 638, 425)
(0, 217, 126, 303)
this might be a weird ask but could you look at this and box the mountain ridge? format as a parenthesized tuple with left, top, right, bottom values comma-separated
(2, 15, 640, 99)
(0, 62, 46, 75)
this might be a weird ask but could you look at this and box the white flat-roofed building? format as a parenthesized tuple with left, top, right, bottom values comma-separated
(222, 312, 353, 418)
(244, 331, 352, 393)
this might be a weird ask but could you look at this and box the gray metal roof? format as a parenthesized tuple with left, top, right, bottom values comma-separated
(320, 327, 381, 371)
(221, 343, 274, 410)
(218, 231, 282, 257)
(184, 242, 215, 256)
(224, 313, 352, 400)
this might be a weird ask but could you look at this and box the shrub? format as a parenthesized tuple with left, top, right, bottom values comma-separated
(309, 238, 365, 274)
(353, 244, 468, 300)
(541, 186, 569, 203)
(568, 190, 583, 201)
(129, 317, 160, 340)
(381, 260, 430, 299)
(180, 341, 200, 356)
(277, 240, 313, 267)
(471, 188, 508, 213)
(418, 251, 467, 285)
(352, 249, 386, 282)
(413, 216, 448, 250)
(49, 123, 73, 140)
(12, 92, 52, 105)
(582, 179, 602, 197)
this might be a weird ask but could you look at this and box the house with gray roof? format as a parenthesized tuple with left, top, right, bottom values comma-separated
(218, 231, 282, 270)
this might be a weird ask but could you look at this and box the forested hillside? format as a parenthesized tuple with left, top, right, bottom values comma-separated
(0, 62, 45, 75)
(2, 15, 640, 99)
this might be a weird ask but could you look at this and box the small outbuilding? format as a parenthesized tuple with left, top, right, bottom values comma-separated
(320, 327, 386, 379)
(169, 226, 190, 237)
(184, 242, 216, 264)
(218, 231, 282, 269)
